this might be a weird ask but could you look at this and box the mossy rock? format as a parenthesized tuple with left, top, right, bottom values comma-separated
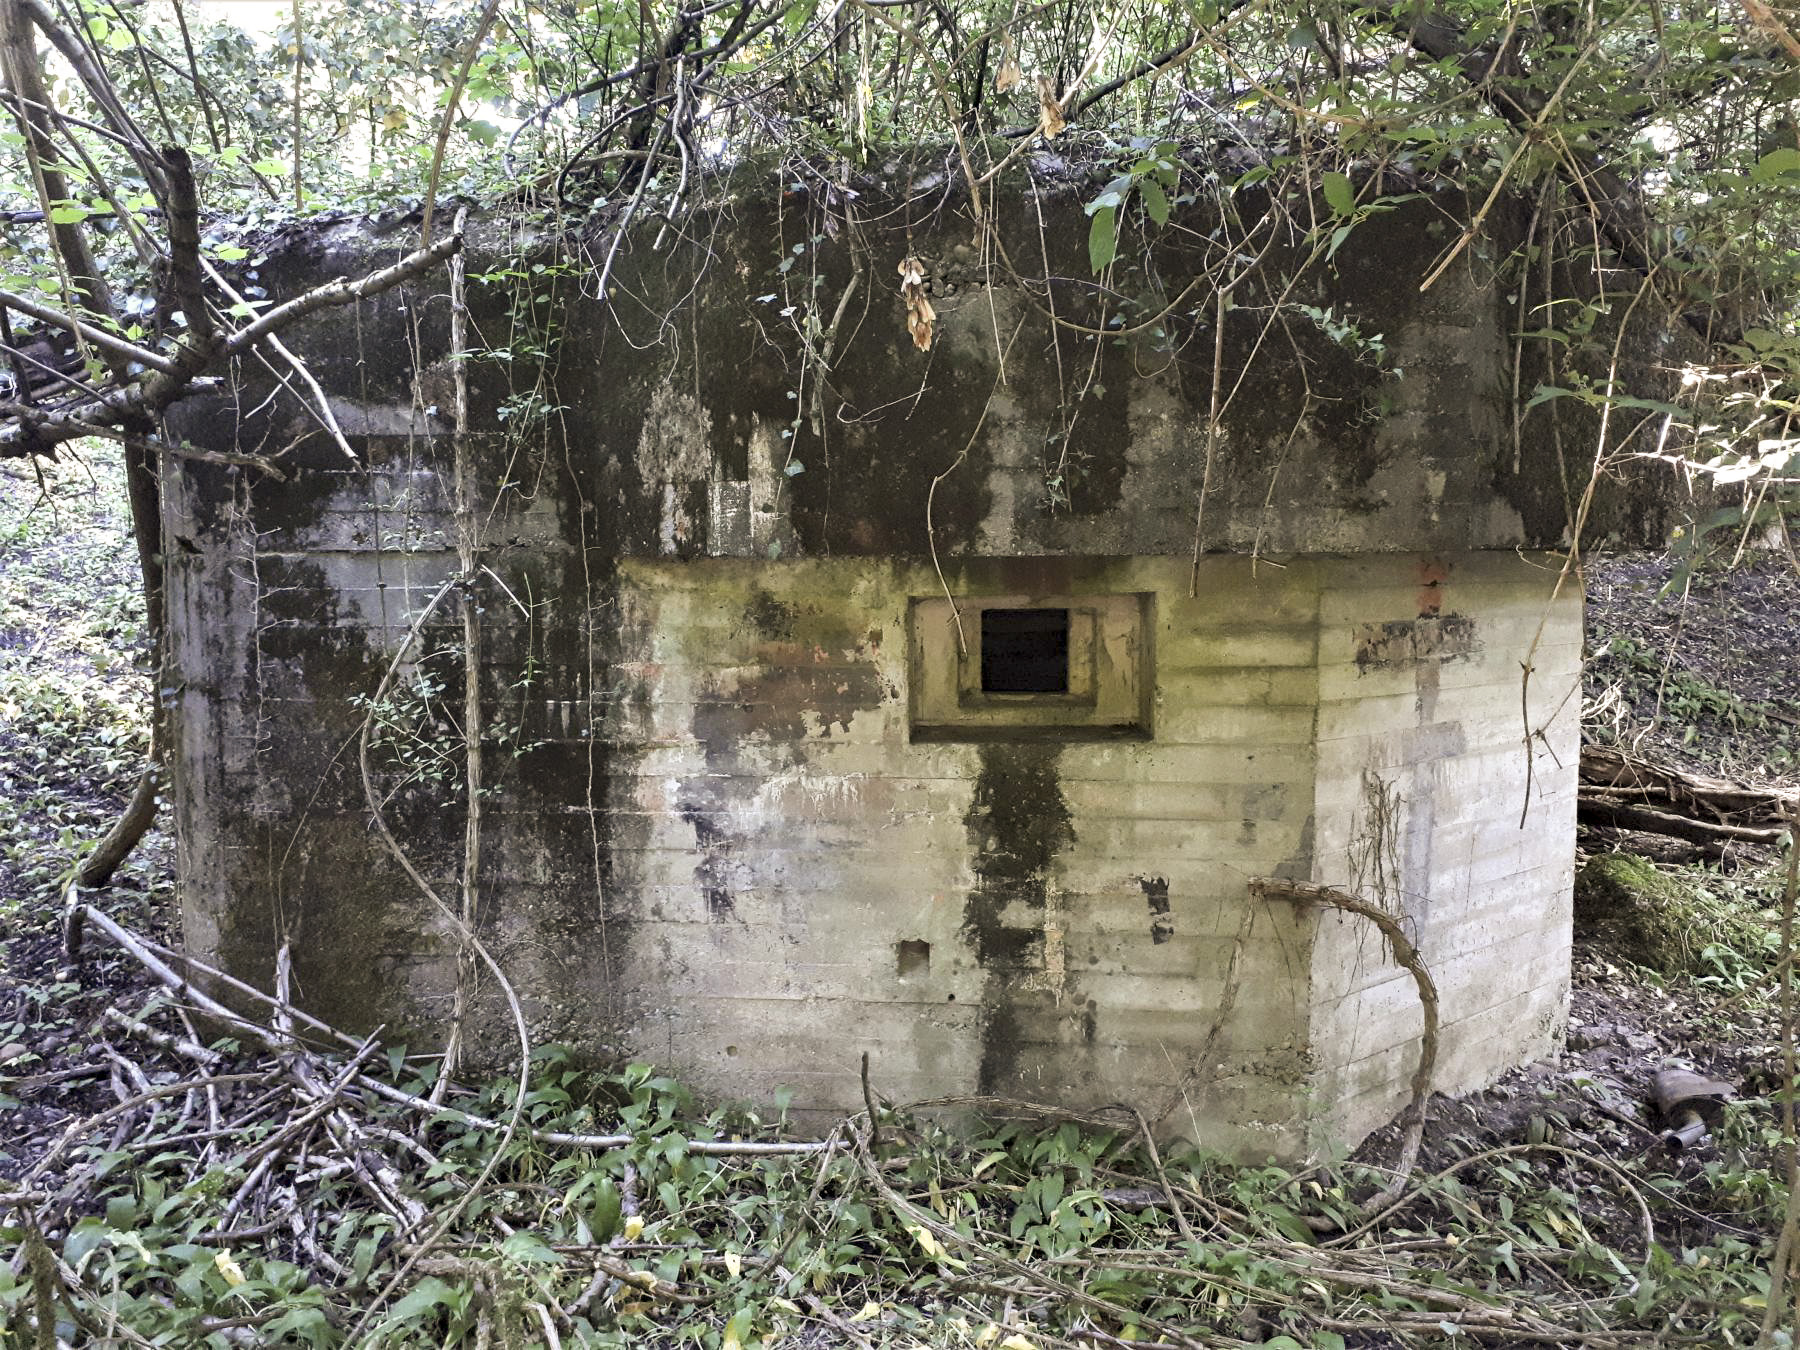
(1573, 852, 1770, 977)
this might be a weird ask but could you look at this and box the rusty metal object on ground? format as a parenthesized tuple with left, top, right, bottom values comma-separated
(1651, 1069, 1734, 1153)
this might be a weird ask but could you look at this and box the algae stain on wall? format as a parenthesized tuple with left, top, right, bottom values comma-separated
(678, 573, 892, 924)
(962, 743, 1098, 1095)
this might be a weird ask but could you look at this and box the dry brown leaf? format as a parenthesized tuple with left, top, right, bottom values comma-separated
(1036, 74, 1066, 138)
(995, 35, 1020, 93)
(908, 293, 936, 350)
(897, 255, 935, 351)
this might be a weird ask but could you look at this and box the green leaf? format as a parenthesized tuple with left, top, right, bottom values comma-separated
(64, 1220, 108, 1267)
(48, 204, 89, 226)
(1263, 1203, 1317, 1244)
(1139, 178, 1170, 226)
(1322, 170, 1355, 217)
(389, 1275, 455, 1323)
(265, 1307, 332, 1347)
(500, 1230, 560, 1265)
(214, 245, 249, 262)
(1753, 148, 1800, 182)
(1088, 204, 1118, 273)
(589, 1177, 622, 1242)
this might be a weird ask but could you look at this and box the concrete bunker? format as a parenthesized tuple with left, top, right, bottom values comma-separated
(160, 162, 1685, 1158)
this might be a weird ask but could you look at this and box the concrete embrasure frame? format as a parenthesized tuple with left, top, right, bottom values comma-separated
(909, 591, 1153, 741)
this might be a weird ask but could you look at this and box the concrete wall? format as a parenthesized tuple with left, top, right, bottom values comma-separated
(156, 174, 1621, 1157)
(599, 556, 1323, 1154)
(1306, 554, 1581, 1151)
(160, 441, 1580, 1157)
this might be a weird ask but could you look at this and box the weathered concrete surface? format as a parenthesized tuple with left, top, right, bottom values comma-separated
(159, 169, 1643, 1155)
(1306, 554, 1580, 1151)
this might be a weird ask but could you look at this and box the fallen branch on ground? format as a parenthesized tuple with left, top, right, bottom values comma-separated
(11, 898, 1758, 1348)
(1579, 745, 1798, 846)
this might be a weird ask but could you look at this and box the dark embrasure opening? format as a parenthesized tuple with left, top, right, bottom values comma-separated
(980, 608, 1070, 694)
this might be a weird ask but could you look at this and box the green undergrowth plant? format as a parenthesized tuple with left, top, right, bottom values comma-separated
(1602, 635, 1772, 735)
(1585, 631, 1798, 773)
(3, 1002, 1788, 1348)
(0, 456, 154, 912)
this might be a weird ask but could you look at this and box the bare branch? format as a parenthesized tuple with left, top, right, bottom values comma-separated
(161, 145, 212, 343)
(0, 289, 178, 374)
(221, 232, 463, 360)
(0, 231, 459, 458)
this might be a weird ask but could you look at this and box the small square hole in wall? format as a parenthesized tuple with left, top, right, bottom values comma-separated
(896, 939, 930, 978)
(981, 608, 1070, 693)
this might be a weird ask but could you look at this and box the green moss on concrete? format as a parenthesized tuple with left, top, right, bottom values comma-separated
(1573, 852, 1770, 977)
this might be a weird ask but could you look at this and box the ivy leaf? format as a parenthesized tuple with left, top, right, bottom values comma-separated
(1088, 204, 1118, 273)
(1322, 170, 1355, 217)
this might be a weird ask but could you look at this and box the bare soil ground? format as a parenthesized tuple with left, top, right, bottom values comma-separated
(1585, 553, 1800, 782)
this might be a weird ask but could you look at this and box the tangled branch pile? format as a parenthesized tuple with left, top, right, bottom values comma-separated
(1579, 745, 1800, 847)
(0, 900, 1781, 1348)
